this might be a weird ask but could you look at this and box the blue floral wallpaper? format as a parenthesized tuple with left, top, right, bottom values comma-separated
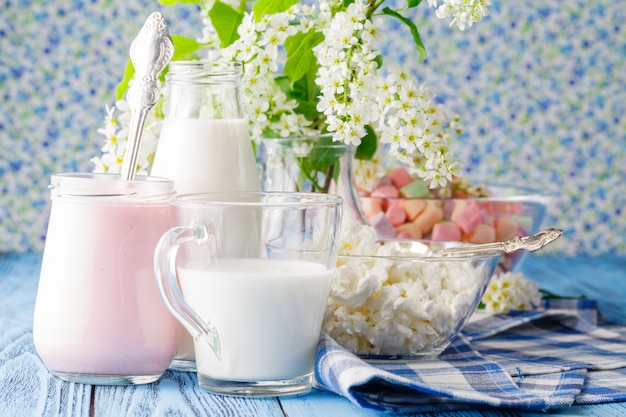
(0, 0, 624, 255)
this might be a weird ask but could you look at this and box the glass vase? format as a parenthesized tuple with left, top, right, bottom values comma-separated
(260, 134, 367, 224)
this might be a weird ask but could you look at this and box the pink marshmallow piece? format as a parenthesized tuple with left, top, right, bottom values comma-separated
(385, 203, 407, 226)
(454, 201, 485, 234)
(370, 184, 400, 199)
(432, 223, 461, 241)
(369, 211, 395, 239)
(388, 167, 413, 189)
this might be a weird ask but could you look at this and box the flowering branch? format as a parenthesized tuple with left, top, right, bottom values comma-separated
(93, 0, 492, 189)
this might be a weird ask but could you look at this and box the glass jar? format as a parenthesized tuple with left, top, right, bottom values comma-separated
(33, 173, 178, 385)
(151, 60, 260, 195)
(150, 60, 261, 370)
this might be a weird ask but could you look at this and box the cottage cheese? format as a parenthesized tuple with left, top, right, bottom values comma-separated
(323, 216, 486, 357)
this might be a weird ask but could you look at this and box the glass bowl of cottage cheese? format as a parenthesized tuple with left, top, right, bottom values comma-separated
(322, 216, 500, 360)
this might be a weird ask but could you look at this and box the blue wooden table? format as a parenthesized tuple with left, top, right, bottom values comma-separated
(1, 252, 625, 417)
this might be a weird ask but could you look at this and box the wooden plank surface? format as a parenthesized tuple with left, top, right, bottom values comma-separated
(520, 253, 626, 324)
(92, 371, 286, 417)
(1, 252, 626, 417)
(0, 253, 92, 417)
(281, 389, 383, 417)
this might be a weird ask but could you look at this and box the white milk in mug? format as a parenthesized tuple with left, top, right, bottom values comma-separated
(178, 258, 333, 381)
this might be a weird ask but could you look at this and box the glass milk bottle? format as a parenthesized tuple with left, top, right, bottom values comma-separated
(151, 60, 261, 370)
(151, 60, 260, 194)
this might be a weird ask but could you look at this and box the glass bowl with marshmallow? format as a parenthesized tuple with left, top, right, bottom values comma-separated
(357, 169, 551, 273)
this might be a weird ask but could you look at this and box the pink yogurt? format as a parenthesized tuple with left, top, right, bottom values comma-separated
(33, 174, 179, 384)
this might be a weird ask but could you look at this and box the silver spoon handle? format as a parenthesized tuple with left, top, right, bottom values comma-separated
(120, 12, 174, 181)
(438, 228, 563, 257)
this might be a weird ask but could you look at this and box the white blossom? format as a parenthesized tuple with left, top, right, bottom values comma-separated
(313, 0, 382, 149)
(429, 0, 492, 31)
(91, 96, 160, 174)
(93, 0, 490, 187)
(354, 157, 387, 193)
(480, 272, 543, 315)
(372, 67, 461, 188)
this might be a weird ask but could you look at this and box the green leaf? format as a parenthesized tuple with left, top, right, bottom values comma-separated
(284, 30, 324, 83)
(252, 0, 299, 22)
(385, 0, 421, 11)
(381, 7, 427, 62)
(373, 54, 383, 69)
(158, 0, 202, 5)
(279, 60, 322, 122)
(209, 1, 244, 47)
(171, 35, 204, 60)
(115, 60, 135, 100)
(355, 125, 377, 160)
(274, 75, 291, 93)
(307, 136, 343, 166)
(301, 59, 321, 102)
(297, 136, 344, 192)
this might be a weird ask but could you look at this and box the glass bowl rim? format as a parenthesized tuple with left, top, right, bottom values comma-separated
(338, 239, 502, 262)
(359, 183, 552, 203)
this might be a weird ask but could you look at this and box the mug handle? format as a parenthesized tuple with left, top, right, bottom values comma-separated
(154, 221, 221, 361)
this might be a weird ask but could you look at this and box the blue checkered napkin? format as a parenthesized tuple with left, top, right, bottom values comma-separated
(315, 300, 626, 412)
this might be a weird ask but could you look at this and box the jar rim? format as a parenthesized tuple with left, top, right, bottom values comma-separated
(261, 134, 355, 153)
(167, 60, 242, 83)
(49, 173, 175, 202)
(171, 191, 343, 208)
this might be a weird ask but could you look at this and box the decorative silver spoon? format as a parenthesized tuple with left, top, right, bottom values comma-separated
(436, 228, 563, 257)
(120, 11, 174, 181)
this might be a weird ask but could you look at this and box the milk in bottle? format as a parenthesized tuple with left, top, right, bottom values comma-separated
(151, 60, 261, 370)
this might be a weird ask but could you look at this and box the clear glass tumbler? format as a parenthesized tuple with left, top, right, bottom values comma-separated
(154, 191, 342, 397)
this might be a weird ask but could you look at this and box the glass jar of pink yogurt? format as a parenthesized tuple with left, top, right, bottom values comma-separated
(33, 173, 179, 385)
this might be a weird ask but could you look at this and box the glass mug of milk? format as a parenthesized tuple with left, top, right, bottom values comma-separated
(154, 191, 342, 397)
(33, 173, 179, 385)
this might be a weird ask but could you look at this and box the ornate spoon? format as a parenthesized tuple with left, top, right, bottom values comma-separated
(436, 228, 563, 257)
(120, 11, 174, 181)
